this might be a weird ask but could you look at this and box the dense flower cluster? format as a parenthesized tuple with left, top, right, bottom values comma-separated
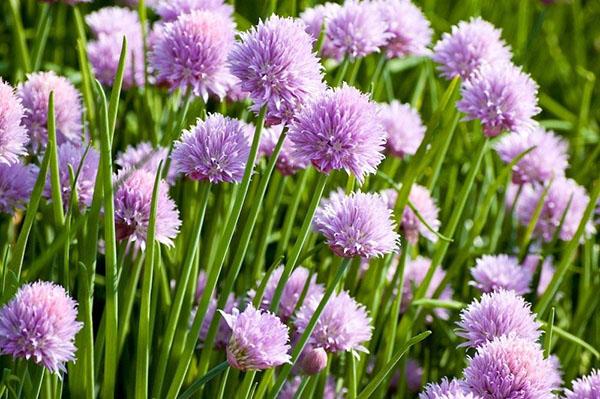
(0, 79, 28, 164)
(470, 254, 532, 295)
(0, 162, 37, 214)
(379, 100, 426, 158)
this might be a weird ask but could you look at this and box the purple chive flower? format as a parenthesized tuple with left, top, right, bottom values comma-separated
(295, 290, 372, 353)
(0, 162, 38, 214)
(495, 125, 568, 184)
(43, 143, 99, 209)
(457, 62, 540, 137)
(171, 114, 251, 184)
(324, 0, 389, 60)
(382, 184, 440, 244)
(17, 71, 83, 151)
(299, 346, 328, 375)
(432, 17, 512, 80)
(151, 11, 236, 100)
(374, 0, 432, 58)
(406, 358, 424, 392)
(40, 0, 91, 4)
(220, 303, 291, 371)
(456, 290, 541, 348)
(516, 178, 594, 242)
(0, 281, 82, 374)
(379, 100, 426, 159)
(464, 336, 560, 399)
(313, 190, 399, 258)
(470, 254, 532, 295)
(196, 294, 236, 348)
(116, 142, 176, 184)
(259, 125, 308, 176)
(419, 378, 466, 399)
(257, 265, 323, 322)
(565, 369, 600, 399)
(434, 394, 481, 399)
(86, 8, 145, 89)
(228, 16, 325, 126)
(0, 79, 28, 164)
(522, 254, 556, 297)
(401, 256, 453, 320)
(154, 0, 233, 22)
(299, 3, 341, 58)
(114, 169, 181, 248)
(288, 85, 386, 182)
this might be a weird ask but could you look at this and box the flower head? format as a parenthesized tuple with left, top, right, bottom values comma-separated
(85, 6, 142, 38)
(463, 336, 561, 399)
(172, 114, 251, 184)
(0, 281, 82, 373)
(325, 0, 389, 60)
(196, 294, 236, 349)
(516, 178, 594, 242)
(495, 125, 568, 184)
(401, 256, 453, 320)
(300, 3, 341, 58)
(40, 0, 90, 4)
(114, 169, 181, 248)
(457, 62, 540, 137)
(259, 125, 308, 176)
(289, 85, 386, 182)
(0, 79, 28, 164)
(228, 16, 325, 126)
(0, 162, 38, 214)
(43, 143, 99, 209)
(257, 265, 323, 322)
(17, 72, 83, 151)
(116, 142, 176, 184)
(220, 303, 291, 371)
(456, 290, 541, 348)
(419, 378, 466, 399)
(565, 369, 600, 399)
(314, 190, 399, 258)
(154, 0, 233, 22)
(432, 17, 512, 80)
(380, 101, 425, 158)
(470, 254, 532, 295)
(151, 11, 236, 99)
(299, 346, 328, 375)
(295, 290, 372, 353)
(375, 0, 432, 58)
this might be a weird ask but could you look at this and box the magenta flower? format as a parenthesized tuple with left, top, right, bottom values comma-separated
(116, 142, 176, 184)
(257, 265, 323, 322)
(228, 16, 325, 126)
(300, 3, 341, 58)
(288, 85, 386, 182)
(401, 256, 453, 320)
(295, 290, 372, 353)
(419, 378, 466, 399)
(17, 71, 83, 151)
(0, 162, 38, 214)
(86, 8, 145, 89)
(220, 304, 291, 371)
(324, 0, 389, 60)
(380, 101, 426, 158)
(432, 17, 512, 80)
(457, 62, 540, 137)
(464, 336, 561, 399)
(565, 369, 600, 399)
(43, 142, 99, 209)
(114, 169, 181, 248)
(516, 178, 594, 242)
(259, 125, 308, 176)
(151, 11, 236, 99)
(495, 125, 568, 184)
(171, 114, 251, 184)
(154, 0, 233, 22)
(470, 254, 532, 295)
(0, 79, 28, 164)
(314, 190, 399, 258)
(374, 0, 432, 58)
(456, 290, 541, 348)
(0, 281, 82, 374)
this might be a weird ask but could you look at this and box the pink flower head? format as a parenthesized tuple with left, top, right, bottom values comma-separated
(375, 0, 432, 58)
(379, 100, 426, 158)
(0, 79, 28, 164)
(470, 254, 532, 295)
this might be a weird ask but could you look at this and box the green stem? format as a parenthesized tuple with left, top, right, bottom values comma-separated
(152, 181, 211, 398)
(334, 58, 350, 86)
(275, 169, 310, 259)
(269, 172, 329, 313)
(31, 4, 52, 71)
(8, 0, 31, 74)
(179, 362, 229, 399)
(268, 257, 351, 399)
(165, 107, 267, 399)
(47, 92, 65, 226)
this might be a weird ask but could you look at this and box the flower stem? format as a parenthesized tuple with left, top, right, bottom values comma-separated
(275, 169, 310, 259)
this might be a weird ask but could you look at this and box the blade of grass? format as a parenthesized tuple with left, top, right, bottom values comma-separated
(47, 92, 65, 226)
(7, 0, 31, 74)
